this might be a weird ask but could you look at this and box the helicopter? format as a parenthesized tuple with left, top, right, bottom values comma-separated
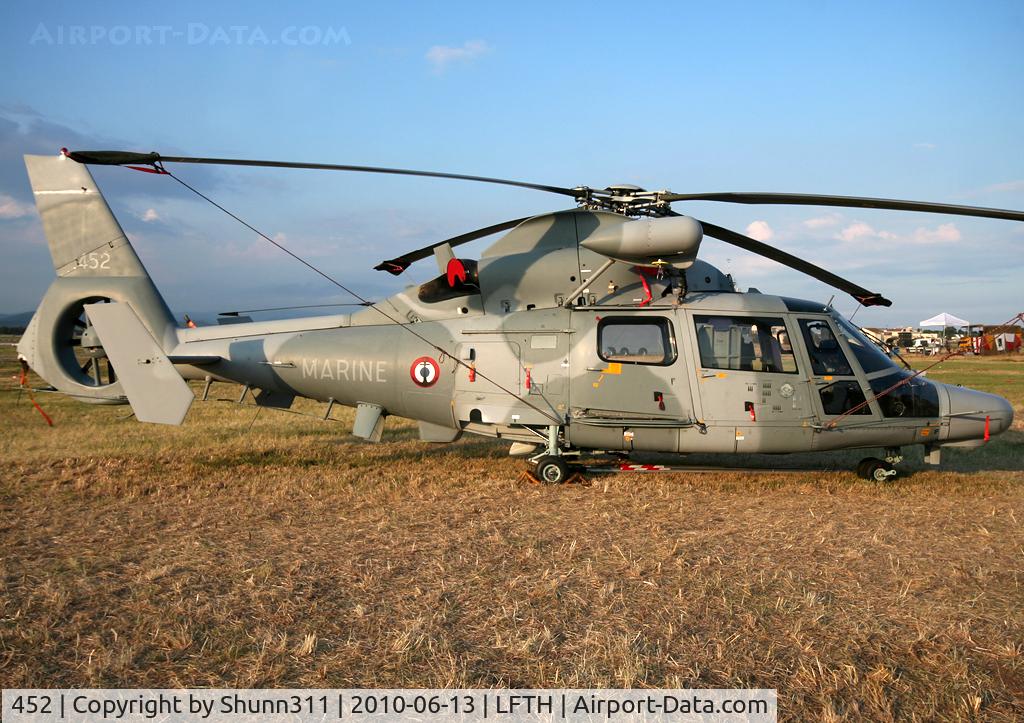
(15, 150, 1020, 483)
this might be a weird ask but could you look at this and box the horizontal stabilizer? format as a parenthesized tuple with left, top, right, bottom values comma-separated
(84, 302, 194, 425)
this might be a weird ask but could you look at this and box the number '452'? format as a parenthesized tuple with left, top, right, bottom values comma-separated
(11, 695, 53, 714)
(77, 251, 111, 270)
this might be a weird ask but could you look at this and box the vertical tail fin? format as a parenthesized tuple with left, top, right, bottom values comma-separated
(17, 154, 179, 404)
(26, 153, 151, 279)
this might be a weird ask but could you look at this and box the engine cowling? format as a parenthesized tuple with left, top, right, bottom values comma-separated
(580, 215, 703, 267)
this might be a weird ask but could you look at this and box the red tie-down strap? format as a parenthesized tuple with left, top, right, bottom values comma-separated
(19, 361, 53, 427)
(632, 266, 661, 307)
(125, 165, 169, 174)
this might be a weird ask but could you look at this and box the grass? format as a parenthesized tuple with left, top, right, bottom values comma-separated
(1, 336, 1022, 720)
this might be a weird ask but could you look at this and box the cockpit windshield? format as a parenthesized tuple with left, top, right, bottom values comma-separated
(832, 314, 899, 374)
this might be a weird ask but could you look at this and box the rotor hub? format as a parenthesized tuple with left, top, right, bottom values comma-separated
(573, 186, 673, 217)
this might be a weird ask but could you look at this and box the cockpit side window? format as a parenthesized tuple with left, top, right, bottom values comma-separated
(869, 372, 940, 417)
(799, 319, 854, 376)
(818, 381, 872, 415)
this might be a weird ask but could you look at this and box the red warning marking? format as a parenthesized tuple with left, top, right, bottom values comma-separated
(617, 463, 672, 471)
(446, 258, 467, 287)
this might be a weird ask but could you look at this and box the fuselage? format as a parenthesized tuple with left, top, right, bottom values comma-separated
(170, 289, 1013, 456)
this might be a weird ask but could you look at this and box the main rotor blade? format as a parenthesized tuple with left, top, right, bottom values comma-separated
(697, 219, 892, 307)
(664, 192, 1024, 222)
(66, 150, 580, 198)
(374, 216, 529, 275)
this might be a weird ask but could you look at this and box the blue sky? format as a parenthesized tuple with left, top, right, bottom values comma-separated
(1, 1, 1021, 326)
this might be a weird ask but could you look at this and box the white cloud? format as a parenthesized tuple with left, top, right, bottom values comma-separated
(910, 222, 960, 244)
(141, 208, 160, 222)
(913, 142, 936, 150)
(978, 180, 1024, 194)
(744, 220, 774, 241)
(727, 255, 779, 277)
(426, 40, 491, 73)
(0, 193, 34, 220)
(802, 213, 842, 230)
(836, 220, 960, 246)
(837, 222, 896, 242)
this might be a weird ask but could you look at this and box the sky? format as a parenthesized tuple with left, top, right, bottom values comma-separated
(0, 1, 1022, 327)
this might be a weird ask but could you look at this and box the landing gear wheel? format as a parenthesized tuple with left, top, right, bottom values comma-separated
(857, 457, 897, 483)
(535, 456, 569, 484)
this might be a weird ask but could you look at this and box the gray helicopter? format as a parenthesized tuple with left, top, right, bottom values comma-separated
(16, 150, 1020, 483)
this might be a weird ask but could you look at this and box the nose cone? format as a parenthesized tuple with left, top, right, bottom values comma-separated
(992, 395, 1015, 434)
(942, 383, 1014, 442)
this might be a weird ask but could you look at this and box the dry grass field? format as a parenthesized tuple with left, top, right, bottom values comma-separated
(1, 337, 1022, 720)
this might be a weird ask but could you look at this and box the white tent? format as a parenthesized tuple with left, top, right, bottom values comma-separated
(921, 312, 972, 352)
(920, 312, 969, 328)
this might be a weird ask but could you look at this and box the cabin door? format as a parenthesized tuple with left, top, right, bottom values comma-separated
(569, 311, 692, 426)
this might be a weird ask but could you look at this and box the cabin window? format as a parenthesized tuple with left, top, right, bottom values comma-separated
(799, 319, 854, 376)
(692, 315, 798, 374)
(598, 317, 676, 365)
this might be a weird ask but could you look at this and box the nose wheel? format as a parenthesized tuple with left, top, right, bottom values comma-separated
(856, 457, 898, 482)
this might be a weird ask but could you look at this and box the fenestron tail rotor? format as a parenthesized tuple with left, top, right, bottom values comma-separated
(63, 297, 117, 387)
(65, 150, 1024, 307)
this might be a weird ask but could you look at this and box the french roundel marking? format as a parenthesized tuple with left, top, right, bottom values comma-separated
(410, 356, 440, 387)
